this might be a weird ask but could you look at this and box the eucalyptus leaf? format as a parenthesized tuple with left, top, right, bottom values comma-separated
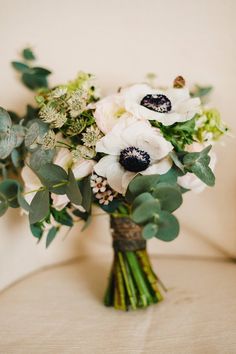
(51, 208, 73, 227)
(0, 131, 17, 159)
(132, 199, 161, 224)
(22, 72, 48, 90)
(78, 175, 92, 212)
(0, 179, 20, 208)
(22, 48, 36, 61)
(29, 190, 49, 224)
(191, 163, 215, 186)
(36, 163, 68, 194)
(152, 182, 183, 212)
(25, 122, 40, 147)
(17, 187, 31, 212)
(126, 174, 160, 202)
(30, 223, 43, 239)
(142, 223, 158, 240)
(30, 148, 55, 171)
(11, 149, 21, 168)
(46, 226, 58, 248)
(132, 192, 154, 210)
(32, 67, 51, 76)
(0, 107, 12, 133)
(156, 211, 179, 242)
(12, 125, 25, 147)
(11, 61, 30, 73)
(65, 169, 82, 205)
(0, 192, 8, 216)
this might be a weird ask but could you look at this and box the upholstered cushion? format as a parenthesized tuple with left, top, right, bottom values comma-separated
(0, 256, 235, 353)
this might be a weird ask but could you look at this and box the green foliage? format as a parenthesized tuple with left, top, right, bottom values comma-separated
(0, 107, 25, 159)
(152, 118, 196, 151)
(194, 109, 228, 143)
(29, 190, 50, 224)
(126, 174, 160, 202)
(191, 85, 213, 99)
(36, 163, 68, 194)
(30, 222, 43, 239)
(65, 169, 82, 205)
(46, 226, 59, 248)
(0, 192, 8, 216)
(0, 107, 12, 133)
(22, 48, 36, 61)
(132, 199, 161, 224)
(12, 48, 51, 91)
(155, 211, 179, 242)
(0, 179, 19, 208)
(30, 148, 55, 170)
(183, 145, 215, 186)
(152, 182, 183, 212)
(127, 172, 183, 242)
(78, 175, 92, 212)
(51, 207, 73, 227)
(142, 223, 159, 239)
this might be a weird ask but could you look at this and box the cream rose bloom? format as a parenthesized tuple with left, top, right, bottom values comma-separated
(94, 94, 128, 134)
(177, 143, 217, 193)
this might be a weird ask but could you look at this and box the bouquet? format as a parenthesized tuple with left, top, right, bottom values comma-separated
(0, 48, 228, 310)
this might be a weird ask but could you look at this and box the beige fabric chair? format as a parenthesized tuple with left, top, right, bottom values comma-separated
(1, 255, 236, 354)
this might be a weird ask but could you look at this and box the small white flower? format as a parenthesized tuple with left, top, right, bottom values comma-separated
(121, 83, 201, 126)
(51, 87, 68, 99)
(94, 116, 173, 195)
(177, 142, 217, 193)
(91, 173, 107, 193)
(96, 190, 114, 205)
(68, 89, 88, 117)
(81, 125, 103, 147)
(41, 130, 56, 150)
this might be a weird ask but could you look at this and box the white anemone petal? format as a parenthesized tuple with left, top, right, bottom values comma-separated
(141, 157, 172, 175)
(94, 155, 118, 178)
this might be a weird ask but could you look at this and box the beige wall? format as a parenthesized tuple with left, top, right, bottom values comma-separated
(0, 0, 235, 289)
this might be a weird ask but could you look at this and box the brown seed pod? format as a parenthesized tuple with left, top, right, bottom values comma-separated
(173, 76, 185, 88)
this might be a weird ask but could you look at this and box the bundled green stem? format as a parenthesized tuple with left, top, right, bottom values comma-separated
(104, 217, 164, 310)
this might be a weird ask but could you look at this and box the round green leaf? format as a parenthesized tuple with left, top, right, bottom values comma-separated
(156, 211, 179, 242)
(132, 192, 154, 210)
(0, 131, 17, 159)
(0, 179, 20, 208)
(0, 107, 12, 134)
(126, 174, 160, 202)
(131, 199, 161, 224)
(12, 125, 25, 147)
(30, 148, 55, 171)
(142, 223, 158, 240)
(152, 182, 183, 212)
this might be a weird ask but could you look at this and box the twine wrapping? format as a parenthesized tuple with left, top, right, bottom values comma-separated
(110, 217, 146, 252)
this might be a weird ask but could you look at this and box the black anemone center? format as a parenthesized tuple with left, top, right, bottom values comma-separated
(119, 147, 150, 172)
(140, 94, 172, 113)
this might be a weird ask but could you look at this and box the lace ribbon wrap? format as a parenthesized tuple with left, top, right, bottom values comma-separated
(110, 217, 146, 252)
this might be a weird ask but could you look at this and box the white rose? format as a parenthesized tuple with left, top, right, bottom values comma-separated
(94, 94, 130, 134)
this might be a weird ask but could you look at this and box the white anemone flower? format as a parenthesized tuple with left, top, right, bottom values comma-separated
(94, 117, 173, 195)
(177, 142, 217, 193)
(122, 84, 201, 126)
(21, 148, 95, 211)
